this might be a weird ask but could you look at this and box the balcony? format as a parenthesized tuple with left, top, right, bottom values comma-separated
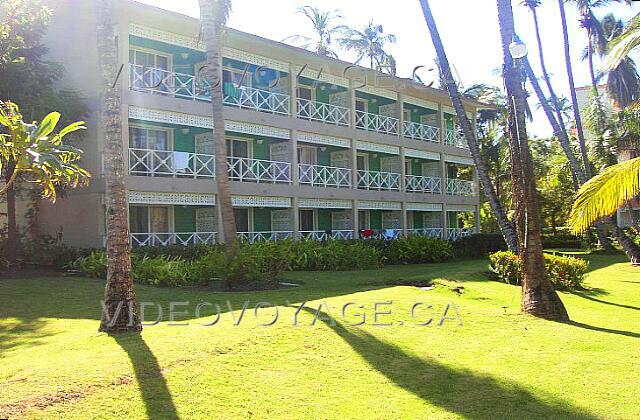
(228, 157, 291, 183)
(355, 111, 399, 135)
(237, 231, 294, 243)
(129, 148, 215, 178)
(357, 170, 401, 191)
(129, 64, 210, 100)
(445, 128, 469, 149)
(446, 228, 474, 241)
(130, 232, 217, 247)
(405, 228, 444, 239)
(301, 230, 354, 241)
(298, 164, 352, 188)
(223, 86, 290, 115)
(405, 175, 442, 194)
(403, 121, 440, 143)
(297, 98, 350, 126)
(446, 179, 475, 196)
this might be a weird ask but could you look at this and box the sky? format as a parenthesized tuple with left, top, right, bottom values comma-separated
(134, 0, 639, 137)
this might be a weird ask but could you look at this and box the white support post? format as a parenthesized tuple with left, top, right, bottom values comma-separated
(400, 146, 406, 193)
(351, 138, 358, 190)
(438, 103, 445, 144)
(352, 200, 359, 239)
(401, 202, 408, 237)
(292, 197, 300, 240)
(441, 204, 448, 240)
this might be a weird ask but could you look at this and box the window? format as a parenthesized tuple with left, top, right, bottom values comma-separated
(128, 126, 172, 176)
(355, 98, 368, 113)
(332, 211, 352, 231)
(297, 85, 314, 101)
(129, 206, 170, 246)
(129, 49, 171, 92)
(356, 153, 369, 171)
(299, 209, 315, 232)
(129, 126, 170, 150)
(234, 208, 250, 232)
(223, 67, 251, 99)
(226, 138, 250, 158)
(403, 109, 412, 123)
(382, 212, 401, 229)
(358, 210, 370, 231)
(196, 208, 217, 233)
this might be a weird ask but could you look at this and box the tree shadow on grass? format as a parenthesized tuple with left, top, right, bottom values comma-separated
(302, 308, 597, 420)
(566, 321, 640, 339)
(570, 291, 640, 311)
(113, 333, 179, 420)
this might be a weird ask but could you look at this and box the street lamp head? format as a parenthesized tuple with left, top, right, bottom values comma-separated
(509, 34, 528, 60)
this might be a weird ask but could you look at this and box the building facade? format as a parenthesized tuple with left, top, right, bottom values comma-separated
(36, 0, 485, 248)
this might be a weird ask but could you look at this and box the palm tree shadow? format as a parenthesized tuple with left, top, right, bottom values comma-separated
(565, 321, 640, 338)
(302, 308, 597, 419)
(571, 291, 640, 311)
(113, 333, 179, 419)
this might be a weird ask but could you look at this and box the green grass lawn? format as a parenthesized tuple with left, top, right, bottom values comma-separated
(1, 254, 639, 419)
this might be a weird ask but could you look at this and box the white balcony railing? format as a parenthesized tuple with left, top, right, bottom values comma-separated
(130, 232, 217, 247)
(228, 157, 291, 183)
(445, 128, 469, 148)
(301, 230, 354, 241)
(357, 170, 401, 191)
(446, 179, 476, 196)
(447, 228, 474, 241)
(223, 86, 290, 115)
(403, 121, 440, 143)
(297, 98, 350, 126)
(129, 64, 211, 100)
(405, 175, 442, 194)
(298, 164, 352, 188)
(405, 228, 444, 239)
(129, 148, 215, 178)
(355, 110, 399, 135)
(237, 231, 294, 243)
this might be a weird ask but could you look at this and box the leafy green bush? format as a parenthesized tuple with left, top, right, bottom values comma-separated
(452, 233, 507, 258)
(287, 239, 382, 271)
(132, 255, 193, 287)
(70, 251, 107, 278)
(489, 251, 589, 289)
(386, 236, 452, 264)
(133, 243, 215, 261)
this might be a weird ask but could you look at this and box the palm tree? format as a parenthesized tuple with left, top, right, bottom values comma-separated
(199, 0, 237, 255)
(97, 0, 141, 333)
(558, 0, 592, 179)
(339, 20, 396, 71)
(417, 0, 519, 253)
(569, 156, 640, 264)
(496, 0, 569, 320)
(284, 6, 346, 58)
(604, 11, 640, 72)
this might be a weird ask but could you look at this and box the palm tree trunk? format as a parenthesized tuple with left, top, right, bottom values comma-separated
(613, 219, 640, 265)
(530, 6, 575, 160)
(558, 0, 592, 179)
(497, 0, 569, 321)
(199, 0, 238, 248)
(418, 0, 519, 253)
(97, 0, 141, 333)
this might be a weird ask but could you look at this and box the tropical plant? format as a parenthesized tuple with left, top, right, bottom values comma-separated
(496, 0, 569, 320)
(0, 101, 89, 264)
(199, 0, 237, 251)
(284, 6, 346, 58)
(338, 20, 396, 71)
(604, 11, 640, 72)
(418, 0, 519, 253)
(569, 157, 640, 233)
(97, 0, 141, 333)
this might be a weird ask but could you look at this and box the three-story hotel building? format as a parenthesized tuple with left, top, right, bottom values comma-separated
(36, 0, 487, 248)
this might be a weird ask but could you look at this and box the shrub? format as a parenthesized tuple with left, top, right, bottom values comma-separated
(386, 236, 452, 265)
(287, 240, 382, 271)
(452, 233, 507, 258)
(132, 255, 193, 287)
(489, 251, 589, 289)
(133, 243, 215, 261)
(70, 251, 107, 279)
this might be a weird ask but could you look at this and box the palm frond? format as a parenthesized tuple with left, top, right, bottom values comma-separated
(603, 12, 640, 71)
(569, 156, 640, 232)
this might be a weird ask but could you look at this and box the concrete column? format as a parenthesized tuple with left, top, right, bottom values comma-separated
(349, 80, 357, 128)
(397, 93, 404, 138)
(401, 202, 408, 237)
(350, 138, 358, 190)
(291, 130, 299, 186)
(441, 158, 448, 196)
(441, 204, 448, 241)
(216, 196, 225, 244)
(352, 200, 359, 239)
(400, 146, 406, 193)
(289, 64, 297, 118)
(438, 103, 446, 144)
(292, 197, 300, 239)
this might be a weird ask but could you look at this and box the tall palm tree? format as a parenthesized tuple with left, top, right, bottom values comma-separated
(496, 0, 569, 320)
(523, 0, 575, 167)
(284, 6, 346, 58)
(558, 0, 592, 179)
(339, 20, 396, 70)
(604, 11, 640, 71)
(97, 0, 141, 333)
(569, 156, 640, 264)
(199, 0, 237, 252)
(417, 0, 519, 253)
